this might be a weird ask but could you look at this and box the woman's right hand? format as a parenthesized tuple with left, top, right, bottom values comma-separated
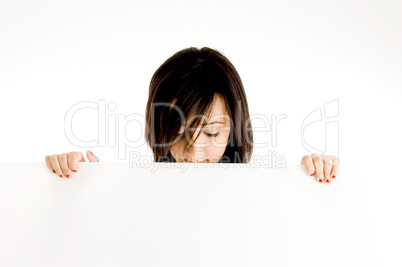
(45, 150, 99, 178)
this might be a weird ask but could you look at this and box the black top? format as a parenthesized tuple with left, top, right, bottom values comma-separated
(162, 150, 177, 162)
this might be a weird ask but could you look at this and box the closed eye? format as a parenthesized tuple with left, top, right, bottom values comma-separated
(205, 132, 220, 137)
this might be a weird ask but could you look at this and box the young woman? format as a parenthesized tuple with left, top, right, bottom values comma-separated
(45, 46, 340, 183)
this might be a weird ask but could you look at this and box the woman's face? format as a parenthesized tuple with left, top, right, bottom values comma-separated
(170, 95, 231, 163)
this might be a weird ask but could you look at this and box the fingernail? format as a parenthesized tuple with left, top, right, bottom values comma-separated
(90, 151, 94, 156)
(66, 175, 70, 178)
(72, 170, 77, 172)
(53, 170, 56, 173)
(310, 173, 314, 176)
(326, 179, 331, 183)
(319, 179, 323, 183)
(332, 175, 336, 179)
(59, 175, 62, 178)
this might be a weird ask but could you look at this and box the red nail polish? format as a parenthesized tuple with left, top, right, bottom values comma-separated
(53, 170, 56, 173)
(67, 175, 70, 178)
(59, 175, 62, 178)
(326, 179, 330, 183)
(332, 175, 336, 178)
(319, 179, 323, 183)
(90, 151, 94, 156)
(72, 170, 77, 172)
(310, 173, 314, 176)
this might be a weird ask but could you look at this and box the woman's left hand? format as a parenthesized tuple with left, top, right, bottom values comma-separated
(301, 154, 340, 184)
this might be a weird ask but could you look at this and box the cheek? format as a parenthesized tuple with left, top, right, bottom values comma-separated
(214, 134, 229, 147)
(206, 145, 226, 156)
(214, 128, 230, 146)
(170, 142, 184, 155)
(206, 132, 230, 157)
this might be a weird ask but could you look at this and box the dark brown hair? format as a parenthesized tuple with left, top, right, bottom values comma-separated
(145, 46, 253, 163)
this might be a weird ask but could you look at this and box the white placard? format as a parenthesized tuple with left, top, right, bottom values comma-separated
(0, 163, 368, 267)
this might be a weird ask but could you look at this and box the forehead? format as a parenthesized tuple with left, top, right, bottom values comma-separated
(210, 94, 228, 116)
(205, 94, 230, 123)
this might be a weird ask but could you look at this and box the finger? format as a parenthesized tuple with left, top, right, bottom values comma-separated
(312, 153, 324, 183)
(330, 156, 340, 179)
(87, 150, 99, 162)
(45, 155, 56, 173)
(301, 155, 315, 177)
(68, 151, 85, 172)
(50, 154, 64, 178)
(59, 153, 73, 178)
(321, 154, 333, 184)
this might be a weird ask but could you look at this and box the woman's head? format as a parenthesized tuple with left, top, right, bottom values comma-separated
(145, 46, 253, 163)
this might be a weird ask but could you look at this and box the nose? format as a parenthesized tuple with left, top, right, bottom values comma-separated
(186, 146, 208, 163)
(184, 149, 204, 162)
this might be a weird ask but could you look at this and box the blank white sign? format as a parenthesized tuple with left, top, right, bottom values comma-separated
(0, 163, 371, 267)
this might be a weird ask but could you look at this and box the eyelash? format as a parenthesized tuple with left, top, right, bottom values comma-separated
(205, 132, 220, 137)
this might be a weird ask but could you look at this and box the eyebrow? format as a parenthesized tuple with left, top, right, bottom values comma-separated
(181, 120, 226, 128)
(202, 120, 225, 125)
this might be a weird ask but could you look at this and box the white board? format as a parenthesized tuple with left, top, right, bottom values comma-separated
(0, 163, 372, 267)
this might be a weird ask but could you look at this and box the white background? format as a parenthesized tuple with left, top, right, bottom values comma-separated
(0, 0, 401, 266)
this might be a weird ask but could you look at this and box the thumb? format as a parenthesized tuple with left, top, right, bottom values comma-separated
(87, 150, 100, 162)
